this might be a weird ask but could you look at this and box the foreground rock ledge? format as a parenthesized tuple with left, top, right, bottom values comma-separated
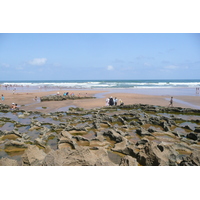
(0, 103, 200, 166)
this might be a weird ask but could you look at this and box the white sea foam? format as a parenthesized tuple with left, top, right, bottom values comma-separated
(1, 80, 200, 89)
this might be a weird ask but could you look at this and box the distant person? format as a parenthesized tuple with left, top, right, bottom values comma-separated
(114, 97, 118, 106)
(1, 94, 4, 101)
(13, 87, 16, 94)
(11, 103, 18, 110)
(196, 87, 199, 94)
(168, 97, 173, 107)
(119, 99, 124, 106)
(106, 98, 109, 106)
(11, 103, 15, 109)
(109, 96, 114, 106)
(15, 104, 19, 110)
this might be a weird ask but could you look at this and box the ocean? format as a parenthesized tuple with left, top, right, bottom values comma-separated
(1, 79, 200, 96)
(1, 79, 200, 89)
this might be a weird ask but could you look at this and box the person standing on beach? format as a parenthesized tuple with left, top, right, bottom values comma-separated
(168, 97, 173, 107)
(109, 96, 114, 106)
(106, 98, 109, 106)
(114, 97, 118, 106)
(1, 94, 5, 101)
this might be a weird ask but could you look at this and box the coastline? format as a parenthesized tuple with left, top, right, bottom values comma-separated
(1, 87, 200, 113)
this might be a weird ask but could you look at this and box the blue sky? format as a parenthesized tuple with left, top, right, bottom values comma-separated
(0, 33, 200, 80)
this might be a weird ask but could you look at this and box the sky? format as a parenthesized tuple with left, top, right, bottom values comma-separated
(0, 33, 200, 80)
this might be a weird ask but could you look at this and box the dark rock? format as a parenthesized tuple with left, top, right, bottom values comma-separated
(180, 151, 200, 166)
(117, 116, 127, 125)
(136, 139, 149, 147)
(72, 135, 89, 142)
(183, 125, 193, 131)
(130, 121, 140, 127)
(0, 103, 10, 110)
(136, 128, 154, 137)
(194, 127, 200, 133)
(186, 132, 198, 140)
(40, 95, 95, 102)
(103, 129, 123, 143)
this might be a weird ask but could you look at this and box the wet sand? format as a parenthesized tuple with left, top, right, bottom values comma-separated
(1, 88, 200, 113)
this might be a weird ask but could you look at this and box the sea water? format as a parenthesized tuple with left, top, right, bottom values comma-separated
(0, 79, 200, 96)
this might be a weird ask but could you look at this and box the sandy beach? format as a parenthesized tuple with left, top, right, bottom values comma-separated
(1, 87, 200, 113)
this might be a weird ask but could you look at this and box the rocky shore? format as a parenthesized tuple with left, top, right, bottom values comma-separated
(40, 94, 96, 102)
(0, 103, 200, 166)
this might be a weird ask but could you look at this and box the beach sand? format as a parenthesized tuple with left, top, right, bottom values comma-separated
(1, 88, 200, 113)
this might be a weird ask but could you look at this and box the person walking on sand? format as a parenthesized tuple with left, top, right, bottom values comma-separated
(1, 94, 4, 101)
(168, 97, 173, 107)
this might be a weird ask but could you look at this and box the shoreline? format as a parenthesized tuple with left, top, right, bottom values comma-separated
(1, 87, 200, 113)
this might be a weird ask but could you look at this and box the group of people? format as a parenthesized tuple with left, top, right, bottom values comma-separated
(106, 97, 124, 106)
(11, 103, 19, 110)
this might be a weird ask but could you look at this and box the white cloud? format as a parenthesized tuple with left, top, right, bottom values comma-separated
(1, 63, 10, 68)
(164, 65, 179, 70)
(107, 65, 114, 71)
(144, 62, 151, 66)
(16, 66, 24, 70)
(29, 58, 47, 66)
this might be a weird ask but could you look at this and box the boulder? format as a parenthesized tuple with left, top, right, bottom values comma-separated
(4, 140, 28, 148)
(194, 127, 200, 133)
(111, 137, 129, 153)
(136, 128, 154, 137)
(0, 158, 19, 166)
(135, 140, 179, 166)
(22, 145, 47, 166)
(180, 150, 200, 166)
(119, 155, 138, 166)
(103, 129, 123, 143)
(43, 146, 116, 166)
(186, 132, 198, 141)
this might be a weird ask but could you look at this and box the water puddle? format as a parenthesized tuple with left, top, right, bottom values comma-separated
(36, 107, 48, 110)
(159, 113, 200, 121)
(0, 122, 15, 131)
(46, 137, 57, 150)
(57, 105, 77, 112)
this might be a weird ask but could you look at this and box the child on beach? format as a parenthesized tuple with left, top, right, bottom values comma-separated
(1, 94, 4, 101)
